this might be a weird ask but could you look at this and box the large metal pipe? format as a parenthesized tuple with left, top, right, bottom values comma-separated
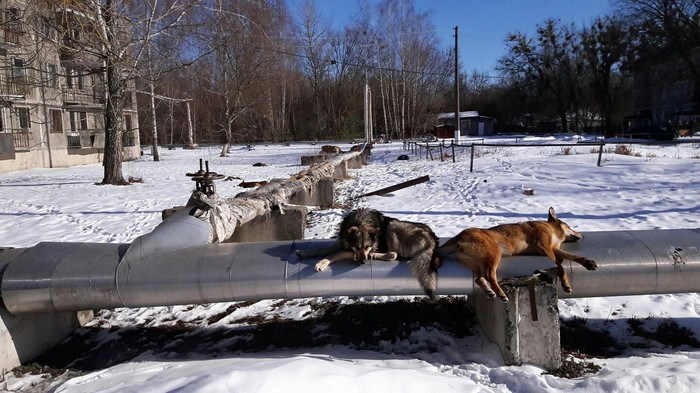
(1, 229, 699, 315)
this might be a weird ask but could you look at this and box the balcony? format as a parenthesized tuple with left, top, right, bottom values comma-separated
(10, 130, 31, 150)
(63, 88, 105, 108)
(67, 129, 105, 149)
(3, 22, 25, 45)
(0, 77, 30, 101)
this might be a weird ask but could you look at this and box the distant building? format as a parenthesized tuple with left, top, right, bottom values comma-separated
(627, 48, 700, 133)
(435, 111, 495, 137)
(0, 1, 140, 173)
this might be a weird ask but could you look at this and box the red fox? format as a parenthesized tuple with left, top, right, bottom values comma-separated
(439, 207, 597, 302)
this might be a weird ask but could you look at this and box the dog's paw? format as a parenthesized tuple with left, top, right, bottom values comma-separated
(386, 251, 398, 260)
(583, 258, 597, 270)
(498, 295, 509, 303)
(315, 259, 331, 271)
(562, 284, 573, 294)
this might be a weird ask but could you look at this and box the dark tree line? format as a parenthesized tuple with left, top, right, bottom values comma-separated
(133, 0, 700, 149)
(136, 0, 453, 148)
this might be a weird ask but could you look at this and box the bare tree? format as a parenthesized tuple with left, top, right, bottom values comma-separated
(581, 16, 634, 134)
(500, 19, 582, 133)
(297, 0, 332, 139)
(46, 0, 196, 184)
(188, 0, 289, 155)
(614, 0, 700, 99)
(366, 0, 452, 139)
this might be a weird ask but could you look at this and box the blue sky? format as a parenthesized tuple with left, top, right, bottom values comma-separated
(289, 0, 612, 75)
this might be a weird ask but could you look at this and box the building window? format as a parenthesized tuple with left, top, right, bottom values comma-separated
(69, 111, 87, 131)
(123, 114, 135, 146)
(3, 8, 22, 44)
(69, 26, 81, 42)
(66, 68, 84, 90)
(41, 17, 56, 41)
(66, 68, 75, 89)
(5, 8, 20, 23)
(124, 91, 133, 108)
(47, 63, 58, 88)
(12, 58, 25, 81)
(17, 107, 30, 129)
(124, 114, 132, 131)
(50, 109, 63, 133)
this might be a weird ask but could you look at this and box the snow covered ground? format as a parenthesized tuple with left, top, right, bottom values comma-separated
(1, 135, 700, 392)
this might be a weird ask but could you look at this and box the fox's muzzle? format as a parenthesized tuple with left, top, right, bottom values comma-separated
(565, 231, 583, 242)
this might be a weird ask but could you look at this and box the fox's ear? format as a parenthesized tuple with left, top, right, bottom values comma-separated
(548, 207, 558, 222)
(347, 226, 359, 236)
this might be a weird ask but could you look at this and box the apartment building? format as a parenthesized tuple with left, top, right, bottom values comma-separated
(0, 0, 140, 172)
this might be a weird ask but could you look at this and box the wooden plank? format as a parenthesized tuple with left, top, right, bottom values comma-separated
(355, 175, 430, 199)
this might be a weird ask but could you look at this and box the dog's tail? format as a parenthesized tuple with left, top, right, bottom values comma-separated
(410, 251, 441, 299)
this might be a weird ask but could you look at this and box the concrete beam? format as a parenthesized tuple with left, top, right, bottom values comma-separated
(0, 308, 93, 371)
(469, 273, 561, 370)
(0, 248, 94, 371)
(288, 178, 334, 208)
(225, 205, 307, 243)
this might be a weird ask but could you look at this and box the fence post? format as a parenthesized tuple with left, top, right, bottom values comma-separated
(470, 144, 475, 172)
(439, 143, 444, 162)
(597, 142, 604, 167)
(451, 142, 456, 163)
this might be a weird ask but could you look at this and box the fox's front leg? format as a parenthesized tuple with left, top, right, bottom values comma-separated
(554, 249, 597, 271)
(554, 261, 572, 294)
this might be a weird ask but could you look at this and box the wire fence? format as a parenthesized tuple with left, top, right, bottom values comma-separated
(402, 138, 700, 172)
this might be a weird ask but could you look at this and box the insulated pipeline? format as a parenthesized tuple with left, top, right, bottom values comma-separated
(1, 229, 699, 315)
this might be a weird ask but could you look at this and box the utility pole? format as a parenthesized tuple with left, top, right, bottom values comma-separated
(454, 26, 461, 142)
(364, 71, 372, 144)
(365, 71, 372, 144)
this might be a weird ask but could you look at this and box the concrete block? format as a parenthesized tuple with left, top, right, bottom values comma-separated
(469, 273, 561, 370)
(347, 155, 363, 169)
(226, 204, 307, 243)
(333, 161, 348, 179)
(289, 178, 334, 208)
(0, 308, 93, 371)
(300, 154, 331, 166)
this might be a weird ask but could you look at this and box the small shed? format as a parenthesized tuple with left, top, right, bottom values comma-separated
(433, 124, 454, 139)
(437, 111, 495, 136)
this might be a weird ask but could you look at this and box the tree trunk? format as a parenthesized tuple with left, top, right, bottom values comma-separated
(185, 101, 195, 148)
(100, 0, 127, 186)
(559, 111, 569, 134)
(380, 74, 389, 139)
(149, 81, 159, 161)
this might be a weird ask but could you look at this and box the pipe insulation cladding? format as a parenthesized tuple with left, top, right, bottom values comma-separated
(1, 229, 699, 315)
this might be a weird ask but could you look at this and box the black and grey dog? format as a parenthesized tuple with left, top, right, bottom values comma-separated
(296, 208, 442, 298)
